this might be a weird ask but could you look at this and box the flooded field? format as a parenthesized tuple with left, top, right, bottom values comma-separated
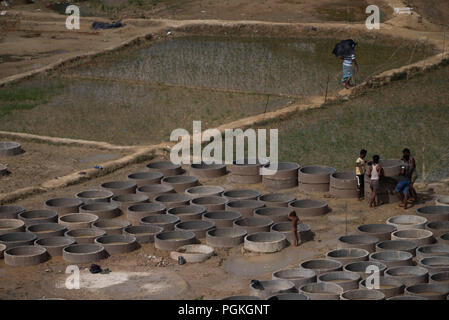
(0, 35, 436, 145)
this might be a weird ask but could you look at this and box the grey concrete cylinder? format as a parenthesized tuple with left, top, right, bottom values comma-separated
(4, 246, 49, 266)
(229, 158, 265, 176)
(58, 213, 98, 230)
(388, 296, 428, 300)
(170, 244, 214, 263)
(229, 174, 262, 184)
(330, 171, 358, 190)
(95, 234, 138, 255)
(223, 189, 261, 201)
(356, 224, 396, 241)
(18, 210, 58, 227)
(299, 282, 343, 300)
(258, 193, 296, 207)
(226, 200, 265, 218)
(391, 229, 435, 246)
(154, 230, 196, 251)
(244, 232, 286, 253)
(439, 232, 449, 245)
(0, 141, 23, 156)
(299, 259, 342, 275)
(26, 223, 67, 240)
(206, 228, 247, 248)
(416, 206, 449, 222)
(325, 248, 369, 264)
(384, 266, 429, 287)
(79, 203, 121, 219)
(189, 163, 226, 178)
(253, 207, 292, 223)
(0, 232, 37, 249)
(0, 205, 25, 219)
(416, 244, 449, 260)
(153, 194, 191, 209)
(146, 161, 182, 176)
(124, 225, 163, 243)
(76, 189, 113, 204)
(376, 159, 402, 177)
(318, 271, 361, 291)
(35, 237, 75, 257)
(175, 220, 215, 239)
(267, 293, 309, 300)
(426, 221, 449, 238)
(92, 219, 131, 235)
(202, 211, 241, 228)
(65, 228, 106, 244)
(387, 215, 427, 231)
(359, 276, 405, 298)
(341, 289, 385, 300)
(272, 268, 316, 289)
(140, 214, 180, 232)
(298, 165, 336, 184)
(270, 222, 313, 244)
(298, 182, 330, 194)
(338, 234, 380, 253)
(418, 256, 449, 275)
(136, 184, 175, 198)
(262, 162, 300, 180)
(127, 203, 166, 225)
(375, 240, 417, 256)
(405, 283, 449, 300)
(430, 271, 449, 284)
(250, 279, 296, 299)
(167, 205, 206, 222)
(44, 198, 83, 216)
(369, 250, 413, 268)
(63, 244, 106, 263)
(262, 177, 298, 190)
(436, 196, 449, 206)
(161, 175, 199, 193)
(343, 261, 387, 279)
(0, 219, 25, 235)
(127, 171, 163, 187)
(100, 180, 137, 196)
(289, 199, 329, 217)
(111, 194, 149, 213)
(191, 196, 227, 211)
(233, 217, 273, 235)
(185, 185, 224, 198)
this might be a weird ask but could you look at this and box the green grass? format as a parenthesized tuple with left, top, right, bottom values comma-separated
(251, 65, 449, 182)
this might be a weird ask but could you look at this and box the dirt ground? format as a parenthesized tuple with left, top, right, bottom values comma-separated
(1, 158, 448, 300)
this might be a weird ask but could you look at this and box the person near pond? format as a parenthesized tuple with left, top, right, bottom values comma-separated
(367, 155, 383, 208)
(288, 211, 302, 247)
(356, 149, 367, 201)
(396, 148, 416, 209)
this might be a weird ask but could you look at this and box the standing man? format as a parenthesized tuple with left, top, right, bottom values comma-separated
(367, 155, 382, 208)
(396, 148, 414, 209)
(356, 149, 367, 200)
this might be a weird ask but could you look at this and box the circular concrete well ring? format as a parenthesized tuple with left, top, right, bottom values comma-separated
(340, 289, 385, 300)
(436, 196, 449, 207)
(298, 182, 330, 194)
(79, 203, 121, 220)
(299, 282, 343, 300)
(261, 162, 300, 180)
(405, 283, 449, 300)
(44, 198, 83, 216)
(298, 165, 336, 184)
(0, 205, 26, 219)
(18, 209, 58, 227)
(189, 163, 226, 178)
(185, 185, 224, 199)
(58, 213, 99, 230)
(0, 232, 37, 249)
(267, 293, 310, 300)
(384, 266, 429, 287)
(4, 246, 49, 266)
(229, 158, 266, 176)
(375, 240, 417, 256)
(359, 276, 405, 298)
(170, 244, 214, 263)
(356, 224, 397, 241)
(338, 234, 380, 253)
(127, 171, 163, 187)
(124, 225, 163, 243)
(318, 271, 361, 291)
(174, 220, 215, 239)
(0, 164, 7, 175)
(154, 230, 196, 251)
(391, 229, 435, 246)
(225, 200, 265, 218)
(75, 189, 113, 204)
(369, 250, 414, 268)
(325, 248, 369, 264)
(253, 207, 292, 223)
(329, 186, 359, 199)
(257, 193, 296, 207)
(153, 194, 191, 209)
(426, 221, 449, 238)
(92, 219, 131, 235)
(0, 141, 23, 156)
(416, 244, 449, 260)
(65, 228, 106, 244)
(190, 196, 227, 211)
(34, 236, 75, 257)
(205, 228, 247, 248)
(330, 171, 358, 190)
(233, 216, 273, 235)
(140, 214, 180, 232)
(416, 206, 449, 222)
(439, 232, 449, 245)
(94, 234, 138, 255)
(388, 296, 428, 300)
(161, 175, 199, 193)
(145, 161, 182, 176)
(288, 199, 329, 217)
(418, 256, 449, 275)
(270, 221, 313, 244)
(272, 268, 316, 289)
(26, 223, 67, 240)
(0, 243, 5, 259)
(343, 261, 387, 279)
(299, 259, 343, 275)
(376, 159, 403, 177)
(222, 189, 261, 201)
(100, 180, 137, 196)
(430, 271, 449, 284)
(228, 174, 262, 184)
(221, 296, 262, 300)
(244, 232, 286, 253)
(136, 184, 175, 198)
(62, 243, 106, 263)
(262, 177, 298, 190)
(0, 219, 25, 235)
(386, 215, 427, 231)
(126, 203, 166, 225)
(111, 193, 149, 212)
(250, 279, 296, 299)
(202, 210, 241, 228)
(167, 205, 206, 222)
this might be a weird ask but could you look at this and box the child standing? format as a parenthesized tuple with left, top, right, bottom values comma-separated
(356, 149, 367, 200)
(288, 211, 302, 247)
(367, 155, 383, 208)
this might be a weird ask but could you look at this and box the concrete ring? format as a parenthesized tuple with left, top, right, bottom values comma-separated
(34, 236, 75, 257)
(244, 232, 286, 253)
(79, 203, 121, 219)
(124, 225, 163, 243)
(0, 219, 25, 235)
(62, 243, 106, 263)
(298, 165, 336, 184)
(189, 163, 226, 178)
(127, 171, 163, 187)
(154, 230, 196, 251)
(190, 196, 227, 211)
(185, 185, 224, 199)
(65, 228, 106, 244)
(0, 141, 23, 157)
(206, 228, 246, 248)
(233, 216, 273, 235)
(161, 175, 199, 193)
(76, 189, 114, 204)
(26, 223, 67, 240)
(202, 210, 241, 228)
(92, 219, 131, 235)
(140, 214, 180, 232)
(258, 193, 296, 207)
(167, 205, 206, 222)
(0, 205, 26, 219)
(4, 246, 49, 266)
(0, 232, 37, 249)
(95, 234, 138, 255)
(100, 180, 137, 196)
(58, 213, 99, 230)
(146, 161, 182, 176)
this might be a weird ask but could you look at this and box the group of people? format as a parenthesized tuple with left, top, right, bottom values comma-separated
(356, 148, 418, 209)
